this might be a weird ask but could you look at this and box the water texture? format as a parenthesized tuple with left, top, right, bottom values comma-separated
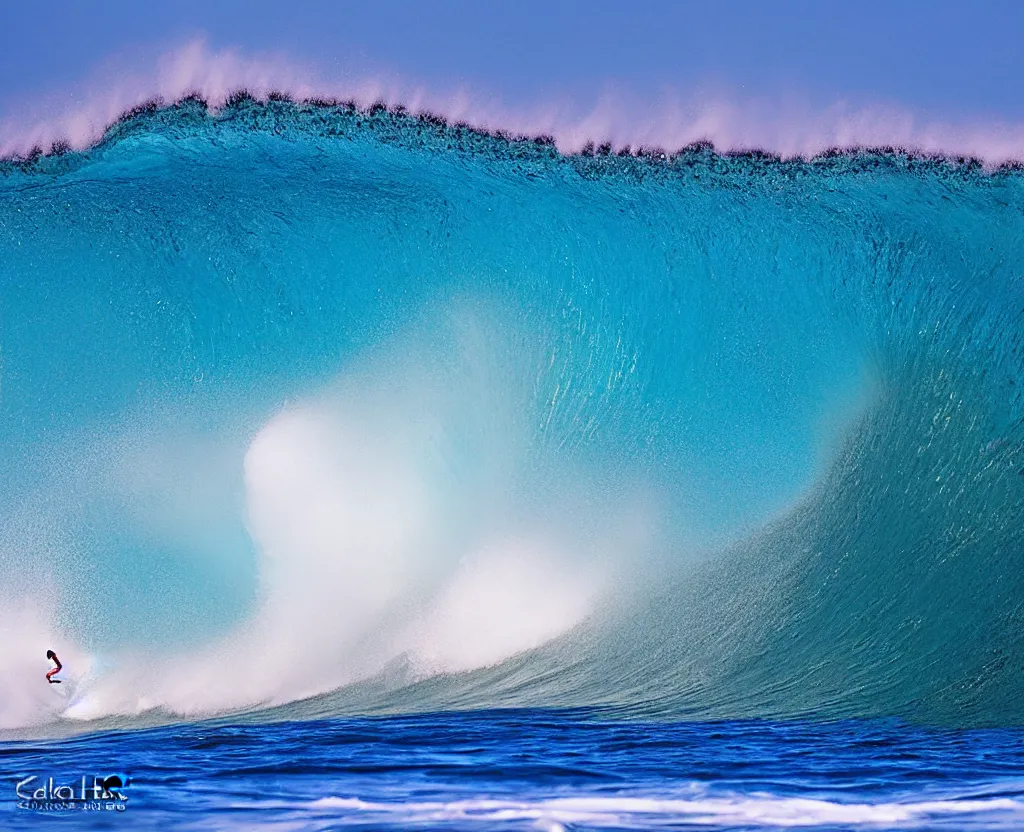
(6, 710, 1024, 830)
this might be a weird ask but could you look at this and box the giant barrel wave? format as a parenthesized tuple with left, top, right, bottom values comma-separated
(1, 97, 1023, 732)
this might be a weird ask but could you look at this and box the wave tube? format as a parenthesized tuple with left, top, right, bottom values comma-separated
(1, 99, 1023, 732)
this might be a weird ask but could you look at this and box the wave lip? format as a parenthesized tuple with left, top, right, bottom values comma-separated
(4, 39, 1024, 166)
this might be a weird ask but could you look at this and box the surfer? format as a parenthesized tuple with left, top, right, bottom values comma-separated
(46, 650, 62, 684)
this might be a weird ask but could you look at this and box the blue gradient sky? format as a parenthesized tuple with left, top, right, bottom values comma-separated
(1, 0, 1023, 123)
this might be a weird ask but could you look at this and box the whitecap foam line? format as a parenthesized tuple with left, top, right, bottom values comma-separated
(3, 38, 1024, 165)
(304, 792, 1024, 829)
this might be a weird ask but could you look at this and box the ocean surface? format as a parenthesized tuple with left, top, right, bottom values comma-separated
(2, 98, 1024, 828)
(6, 711, 1024, 830)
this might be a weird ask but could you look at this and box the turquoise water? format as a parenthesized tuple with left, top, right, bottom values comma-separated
(1, 97, 1024, 827)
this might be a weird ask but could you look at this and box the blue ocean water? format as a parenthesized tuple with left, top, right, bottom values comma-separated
(6, 710, 1024, 830)
(2, 98, 1024, 827)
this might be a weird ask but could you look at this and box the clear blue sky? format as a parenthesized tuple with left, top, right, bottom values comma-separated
(1, 0, 1023, 123)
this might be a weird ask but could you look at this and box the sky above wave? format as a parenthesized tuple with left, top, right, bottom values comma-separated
(1, 0, 1023, 160)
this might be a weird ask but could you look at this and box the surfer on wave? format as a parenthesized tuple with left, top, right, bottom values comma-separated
(46, 650, 62, 684)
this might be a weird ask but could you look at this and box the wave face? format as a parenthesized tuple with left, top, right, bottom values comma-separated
(2, 99, 1024, 732)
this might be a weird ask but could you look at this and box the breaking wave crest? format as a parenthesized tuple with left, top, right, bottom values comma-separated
(5, 40, 1024, 165)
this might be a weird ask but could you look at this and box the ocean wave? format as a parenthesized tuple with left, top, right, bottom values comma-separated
(1, 98, 1023, 733)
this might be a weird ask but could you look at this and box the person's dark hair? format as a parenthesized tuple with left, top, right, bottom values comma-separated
(46, 650, 55, 659)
